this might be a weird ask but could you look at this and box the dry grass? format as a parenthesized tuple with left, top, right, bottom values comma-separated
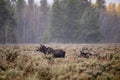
(0, 43, 120, 80)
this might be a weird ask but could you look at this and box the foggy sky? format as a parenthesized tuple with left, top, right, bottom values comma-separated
(34, 0, 120, 5)
(47, 0, 120, 4)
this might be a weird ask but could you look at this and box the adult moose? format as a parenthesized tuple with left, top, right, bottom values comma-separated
(37, 44, 65, 58)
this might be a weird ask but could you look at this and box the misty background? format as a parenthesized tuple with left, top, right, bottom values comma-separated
(0, 0, 120, 44)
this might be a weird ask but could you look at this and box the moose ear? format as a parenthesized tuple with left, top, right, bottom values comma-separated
(40, 44, 43, 47)
(80, 51, 83, 53)
(40, 44, 45, 47)
(40, 44, 43, 45)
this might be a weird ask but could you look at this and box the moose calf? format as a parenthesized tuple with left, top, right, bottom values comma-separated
(79, 51, 92, 58)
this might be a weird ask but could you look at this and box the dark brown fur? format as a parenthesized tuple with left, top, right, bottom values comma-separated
(37, 44, 65, 58)
(79, 51, 92, 58)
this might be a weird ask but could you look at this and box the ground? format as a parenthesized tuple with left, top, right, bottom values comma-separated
(0, 43, 120, 80)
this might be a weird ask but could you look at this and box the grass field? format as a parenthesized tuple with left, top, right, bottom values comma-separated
(0, 43, 120, 80)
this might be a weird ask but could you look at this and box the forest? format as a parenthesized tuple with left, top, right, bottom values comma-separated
(0, 0, 120, 80)
(0, 0, 120, 44)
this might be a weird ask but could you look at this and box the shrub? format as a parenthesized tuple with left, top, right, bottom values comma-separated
(6, 69, 22, 80)
(6, 50, 19, 62)
(37, 67, 52, 80)
(0, 77, 5, 80)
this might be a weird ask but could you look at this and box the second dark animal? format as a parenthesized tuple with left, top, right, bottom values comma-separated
(80, 51, 92, 58)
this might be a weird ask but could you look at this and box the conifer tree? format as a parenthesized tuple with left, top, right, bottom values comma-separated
(96, 0, 105, 8)
(80, 7, 102, 42)
(0, 0, 16, 43)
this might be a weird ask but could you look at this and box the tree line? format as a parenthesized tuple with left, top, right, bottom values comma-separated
(0, 0, 49, 43)
(0, 0, 120, 44)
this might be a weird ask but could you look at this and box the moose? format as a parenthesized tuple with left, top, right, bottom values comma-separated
(79, 47, 99, 58)
(37, 44, 65, 58)
(79, 51, 92, 58)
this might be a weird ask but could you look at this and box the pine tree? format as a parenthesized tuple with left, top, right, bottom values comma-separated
(48, 0, 63, 42)
(46, 0, 102, 43)
(28, 0, 34, 7)
(96, 0, 105, 8)
(16, 0, 25, 12)
(27, 0, 35, 43)
(40, 0, 50, 42)
(80, 7, 102, 43)
(0, 0, 16, 43)
(40, 0, 48, 13)
(62, 0, 90, 42)
(16, 0, 26, 43)
(48, 0, 90, 43)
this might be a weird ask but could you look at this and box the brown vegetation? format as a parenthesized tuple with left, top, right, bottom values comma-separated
(0, 44, 120, 80)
